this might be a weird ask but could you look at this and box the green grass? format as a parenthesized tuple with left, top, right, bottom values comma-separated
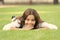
(0, 5, 60, 40)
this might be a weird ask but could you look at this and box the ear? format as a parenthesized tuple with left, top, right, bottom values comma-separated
(11, 16, 16, 22)
(11, 16, 15, 19)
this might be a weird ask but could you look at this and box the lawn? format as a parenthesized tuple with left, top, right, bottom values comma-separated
(0, 5, 60, 40)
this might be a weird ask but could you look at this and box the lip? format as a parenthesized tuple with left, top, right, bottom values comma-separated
(26, 25, 33, 27)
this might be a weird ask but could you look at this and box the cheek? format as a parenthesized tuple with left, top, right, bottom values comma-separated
(25, 20, 28, 24)
(32, 21, 36, 25)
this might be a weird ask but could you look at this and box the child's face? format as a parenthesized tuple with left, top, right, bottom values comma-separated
(25, 15, 36, 28)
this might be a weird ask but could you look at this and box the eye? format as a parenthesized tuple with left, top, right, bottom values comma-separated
(26, 19, 29, 21)
(32, 19, 35, 21)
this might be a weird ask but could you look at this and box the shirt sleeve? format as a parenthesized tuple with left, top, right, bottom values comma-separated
(39, 22, 58, 30)
(3, 25, 11, 30)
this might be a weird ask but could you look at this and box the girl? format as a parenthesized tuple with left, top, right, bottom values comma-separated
(3, 8, 58, 30)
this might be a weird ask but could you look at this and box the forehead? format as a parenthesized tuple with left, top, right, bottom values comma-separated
(26, 15, 35, 19)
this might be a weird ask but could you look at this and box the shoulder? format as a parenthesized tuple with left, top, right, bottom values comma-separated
(16, 16, 22, 21)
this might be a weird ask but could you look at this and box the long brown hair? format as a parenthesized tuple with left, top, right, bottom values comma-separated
(20, 8, 44, 29)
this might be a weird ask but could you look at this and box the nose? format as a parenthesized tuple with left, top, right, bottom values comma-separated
(28, 21, 32, 24)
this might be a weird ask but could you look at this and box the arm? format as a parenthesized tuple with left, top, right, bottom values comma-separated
(39, 22, 58, 30)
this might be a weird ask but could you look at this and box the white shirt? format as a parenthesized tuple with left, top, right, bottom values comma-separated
(39, 22, 58, 30)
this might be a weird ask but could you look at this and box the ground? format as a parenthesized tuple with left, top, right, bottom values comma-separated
(0, 5, 60, 40)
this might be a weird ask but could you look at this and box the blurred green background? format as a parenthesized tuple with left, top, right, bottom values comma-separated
(0, 5, 60, 40)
